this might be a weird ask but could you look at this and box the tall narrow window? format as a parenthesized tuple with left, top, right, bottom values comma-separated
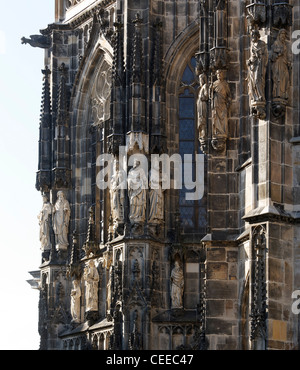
(179, 57, 207, 236)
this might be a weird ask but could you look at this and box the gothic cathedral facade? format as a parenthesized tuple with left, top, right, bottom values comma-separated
(26, 0, 300, 350)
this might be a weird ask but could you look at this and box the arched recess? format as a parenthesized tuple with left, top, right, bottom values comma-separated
(69, 34, 113, 247)
(164, 23, 207, 238)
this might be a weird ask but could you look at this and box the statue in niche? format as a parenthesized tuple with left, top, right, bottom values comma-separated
(197, 73, 209, 142)
(106, 265, 113, 314)
(127, 159, 147, 224)
(110, 159, 126, 225)
(148, 157, 165, 224)
(38, 194, 52, 251)
(84, 259, 99, 312)
(53, 191, 70, 250)
(270, 29, 291, 102)
(170, 260, 184, 309)
(70, 279, 81, 323)
(247, 29, 268, 118)
(211, 69, 231, 137)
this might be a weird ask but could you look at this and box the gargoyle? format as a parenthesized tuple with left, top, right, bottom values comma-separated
(21, 34, 51, 49)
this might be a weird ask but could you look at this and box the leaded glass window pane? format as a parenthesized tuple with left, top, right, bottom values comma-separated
(178, 56, 207, 236)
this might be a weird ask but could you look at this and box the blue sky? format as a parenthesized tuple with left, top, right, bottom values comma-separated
(0, 0, 55, 349)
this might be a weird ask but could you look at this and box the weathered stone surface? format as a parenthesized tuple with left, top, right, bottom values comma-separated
(29, 0, 300, 351)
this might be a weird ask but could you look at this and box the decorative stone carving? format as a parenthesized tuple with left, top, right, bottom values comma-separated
(126, 132, 149, 154)
(110, 158, 126, 232)
(250, 225, 267, 349)
(70, 279, 81, 323)
(67, 0, 83, 9)
(91, 66, 112, 129)
(196, 0, 209, 74)
(53, 191, 71, 250)
(211, 69, 231, 151)
(21, 34, 51, 49)
(246, 2, 266, 30)
(272, 2, 293, 28)
(170, 260, 184, 309)
(106, 265, 113, 315)
(210, 0, 229, 71)
(38, 194, 52, 251)
(197, 73, 209, 150)
(247, 29, 268, 119)
(84, 259, 99, 312)
(127, 159, 147, 225)
(129, 310, 143, 350)
(148, 157, 165, 224)
(270, 29, 292, 117)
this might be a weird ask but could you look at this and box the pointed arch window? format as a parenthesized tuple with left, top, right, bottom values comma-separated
(178, 56, 207, 236)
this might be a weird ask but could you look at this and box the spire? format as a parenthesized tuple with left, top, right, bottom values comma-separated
(132, 13, 143, 85)
(36, 66, 52, 193)
(130, 13, 145, 133)
(83, 206, 99, 257)
(67, 230, 81, 279)
(107, 17, 125, 156)
(57, 63, 68, 128)
(40, 66, 52, 127)
(150, 19, 166, 155)
(53, 63, 71, 189)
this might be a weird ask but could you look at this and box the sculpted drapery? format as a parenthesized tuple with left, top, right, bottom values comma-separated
(84, 259, 99, 312)
(71, 279, 81, 323)
(211, 69, 231, 137)
(247, 29, 268, 104)
(38, 195, 52, 251)
(148, 158, 164, 223)
(270, 29, 291, 101)
(197, 73, 209, 140)
(127, 159, 147, 224)
(171, 261, 184, 309)
(53, 191, 70, 249)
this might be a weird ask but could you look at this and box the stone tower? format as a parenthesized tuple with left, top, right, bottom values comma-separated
(25, 0, 300, 350)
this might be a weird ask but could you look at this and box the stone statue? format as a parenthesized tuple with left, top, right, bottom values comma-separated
(38, 194, 52, 251)
(110, 159, 125, 224)
(127, 159, 147, 224)
(211, 69, 231, 137)
(247, 29, 268, 118)
(53, 191, 71, 250)
(84, 259, 99, 312)
(170, 260, 184, 309)
(106, 265, 113, 313)
(197, 73, 209, 141)
(148, 158, 164, 224)
(70, 279, 81, 323)
(270, 29, 291, 102)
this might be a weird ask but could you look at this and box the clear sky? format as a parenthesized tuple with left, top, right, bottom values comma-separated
(0, 0, 55, 350)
